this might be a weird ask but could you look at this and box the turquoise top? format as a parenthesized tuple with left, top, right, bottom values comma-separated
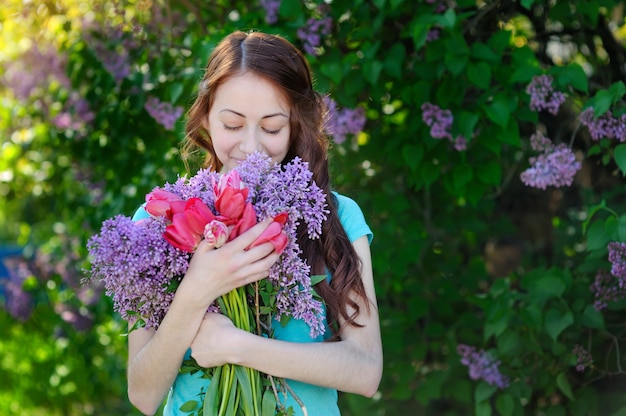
(134, 192, 373, 416)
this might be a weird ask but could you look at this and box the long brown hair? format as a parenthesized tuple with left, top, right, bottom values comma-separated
(182, 31, 369, 336)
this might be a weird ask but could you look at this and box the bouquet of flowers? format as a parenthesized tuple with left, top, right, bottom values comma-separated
(85, 152, 329, 415)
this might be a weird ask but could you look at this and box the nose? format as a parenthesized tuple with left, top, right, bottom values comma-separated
(239, 127, 261, 154)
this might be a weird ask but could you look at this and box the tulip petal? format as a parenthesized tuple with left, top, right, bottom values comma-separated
(163, 213, 201, 252)
(229, 203, 257, 241)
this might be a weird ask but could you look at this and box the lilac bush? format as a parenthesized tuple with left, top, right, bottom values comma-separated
(457, 344, 510, 389)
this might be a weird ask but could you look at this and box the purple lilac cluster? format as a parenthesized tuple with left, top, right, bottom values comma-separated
(457, 344, 510, 389)
(520, 132, 581, 189)
(3, 258, 33, 321)
(144, 96, 184, 131)
(421, 102, 467, 151)
(259, 0, 281, 24)
(579, 108, 626, 142)
(86, 215, 191, 329)
(590, 242, 626, 310)
(572, 344, 594, 372)
(324, 97, 367, 144)
(87, 152, 329, 337)
(526, 74, 567, 115)
(608, 241, 626, 279)
(589, 270, 626, 310)
(297, 16, 333, 56)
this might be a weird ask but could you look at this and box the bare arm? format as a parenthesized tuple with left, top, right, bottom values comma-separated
(127, 220, 280, 415)
(190, 235, 383, 397)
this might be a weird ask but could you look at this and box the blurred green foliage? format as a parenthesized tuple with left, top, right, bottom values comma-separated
(4, 0, 626, 415)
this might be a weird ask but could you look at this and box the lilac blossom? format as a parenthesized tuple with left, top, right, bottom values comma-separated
(297, 16, 332, 56)
(526, 74, 567, 115)
(421, 102, 468, 151)
(144, 96, 184, 131)
(579, 108, 626, 142)
(422, 102, 453, 139)
(589, 270, 626, 310)
(86, 215, 190, 329)
(608, 241, 626, 280)
(260, 0, 281, 24)
(86, 152, 329, 337)
(573, 344, 593, 372)
(457, 344, 510, 389)
(520, 132, 581, 189)
(3, 259, 33, 321)
(590, 243, 626, 310)
(324, 97, 367, 144)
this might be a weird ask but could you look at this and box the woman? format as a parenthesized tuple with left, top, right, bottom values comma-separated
(127, 30, 382, 416)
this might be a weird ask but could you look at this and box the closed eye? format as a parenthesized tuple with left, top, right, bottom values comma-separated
(224, 124, 242, 131)
(263, 128, 282, 135)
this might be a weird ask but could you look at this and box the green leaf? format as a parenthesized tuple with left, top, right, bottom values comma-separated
(580, 304, 604, 329)
(586, 219, 614, 251)
(234, 366, 256, 414)
(485, 94, 512, 127)
(412, 23, 431, 49)
(384, 42, 406, 79)
(402, 144, 424, 172)
(179, 400, 199, 413)
(556, 372, 575, 400)
(262, 389, 277, 416)
(279, 0, 303, 19)
(614, 144, 626, 176)
(496, 392, 516, 416)
(521, 0, 535, 9)
(310, 274, 326, 286)
(551, 64, 588, 93)
(467, 61, 492, 89)
(475, 381, 498, 402)
(544, 308, 574, 342)
(456, 111, 480, 139)
(363, 61, 383, 85)
(591, 81, 626, 116)
(477, 160, 502, 185)
(619, 214, 626, 242)
(471, 43, 501, 63)
(521, 270, 567, 301)
(204, 366, 222, 416)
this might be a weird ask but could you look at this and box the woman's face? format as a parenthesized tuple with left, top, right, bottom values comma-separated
(207, 72, 291, 173)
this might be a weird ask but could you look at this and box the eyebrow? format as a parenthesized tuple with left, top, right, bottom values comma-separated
(219, 109, 289, 119)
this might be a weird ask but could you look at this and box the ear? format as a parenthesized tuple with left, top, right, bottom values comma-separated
(201, 115, 209, 131)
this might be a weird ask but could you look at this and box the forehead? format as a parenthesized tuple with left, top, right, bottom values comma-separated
(211, 72, 290, 115)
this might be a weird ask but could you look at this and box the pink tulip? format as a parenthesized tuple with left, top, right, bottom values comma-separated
(204, 220, 230, 249)
(162, 198, 216, 252)
(229, 202, 257, 241)
(145, 189, 186, 220)
(183, 198, 216, 234)
(163, 212, 202, 252)
(248, 212, 289, 254)
(214, 171, 249, 220)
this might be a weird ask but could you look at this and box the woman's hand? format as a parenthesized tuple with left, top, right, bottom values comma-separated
(176, 219, 281, 309)
(190, 312, 241, 368)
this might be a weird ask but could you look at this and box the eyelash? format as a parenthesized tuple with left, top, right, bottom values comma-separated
(223, 125, 282, 135)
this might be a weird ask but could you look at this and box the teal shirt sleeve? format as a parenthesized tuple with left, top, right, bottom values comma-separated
(332, 192, 373, 244)
(132, 205, 149, 221)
